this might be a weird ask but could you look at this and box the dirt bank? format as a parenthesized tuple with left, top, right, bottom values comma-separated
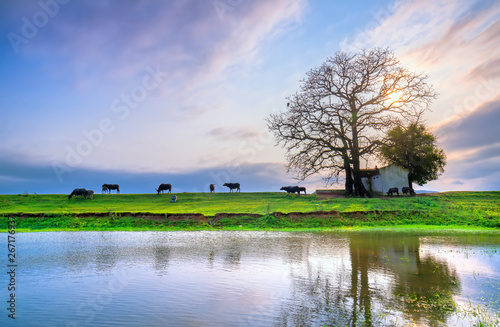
(3, 209, 408, 224)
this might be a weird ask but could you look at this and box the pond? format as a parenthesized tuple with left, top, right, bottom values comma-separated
(1, 230, 500, 326)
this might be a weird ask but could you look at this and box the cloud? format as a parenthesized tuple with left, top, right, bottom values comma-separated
(3, 0, 498, 193)
(424, 98, 500, 191)
(404, 1, 500, 65)
(467, 57, 500, 82)
(0, 0, 305, 178)
(339, 0, 500, 191)
(192, 0, 304, 87)
(0, 150, 301, 194)
(342, 0, 500, 97)
(3, 0, 304, 92)
(436, 98, 500, 151)
(205, 126, 263, 141)
(341, 0, 468, 53)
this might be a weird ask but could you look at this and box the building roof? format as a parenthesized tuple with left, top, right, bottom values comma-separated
(359, 168, 380, 178)
(359, 164, 409, 178)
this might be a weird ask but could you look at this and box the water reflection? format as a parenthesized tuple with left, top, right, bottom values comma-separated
(277, 233, 463, 326)
(152, 246, 170, 273)
(223, 242, 242, 269)
(355, 234, 460, 326)
(2, 231, 499, 327)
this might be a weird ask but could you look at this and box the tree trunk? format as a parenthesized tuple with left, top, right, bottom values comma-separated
(407, 171, 416, 196)
(344, 156, 354, 196)
(351, 123, 371, 197)
(352, 160, 370, 197)
(350, 244, 359, 325)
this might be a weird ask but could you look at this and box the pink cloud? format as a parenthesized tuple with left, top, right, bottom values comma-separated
(206, 126, 262, 140)
(12, 0, 305, 94)
(184, 0, 305, 93)
(340, 0, 500, 191)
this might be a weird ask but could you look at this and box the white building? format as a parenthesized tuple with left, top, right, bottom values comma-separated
(360, 164, 409, 194)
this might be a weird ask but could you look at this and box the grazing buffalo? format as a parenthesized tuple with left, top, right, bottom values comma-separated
(387, 187, 399, 196)
(84, 190, 94, 200)
(223, 183, 240, 192)
(101, 185, 108, 194)
(210, 184, 215, 193)
(156, 183, 172, 194)
(102, 184, 120, 194)
(280, 186, 305, 196)
(68, 188, 87, 199)
(402, 187, 415, 196)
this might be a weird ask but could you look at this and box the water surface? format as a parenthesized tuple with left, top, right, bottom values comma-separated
(1, 231, 499, 326)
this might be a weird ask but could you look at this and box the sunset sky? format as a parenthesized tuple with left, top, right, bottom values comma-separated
(1, 0, 499, 194)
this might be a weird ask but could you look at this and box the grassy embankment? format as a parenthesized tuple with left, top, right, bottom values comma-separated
(1, 191, 499, 232)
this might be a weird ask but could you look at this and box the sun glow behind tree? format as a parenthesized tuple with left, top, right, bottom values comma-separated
(267, 48, 437, 196)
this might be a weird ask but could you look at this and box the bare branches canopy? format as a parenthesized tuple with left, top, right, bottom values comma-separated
(267, 48, 437, 196)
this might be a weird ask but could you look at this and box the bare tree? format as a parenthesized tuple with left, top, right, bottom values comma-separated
(267, 48, 436, 196)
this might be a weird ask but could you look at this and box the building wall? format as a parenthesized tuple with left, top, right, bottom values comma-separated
(360, 165, 409, 193)
(378, 165, 409, 194)
(371, 174, 383, 193)
(363, 175, 384, 193)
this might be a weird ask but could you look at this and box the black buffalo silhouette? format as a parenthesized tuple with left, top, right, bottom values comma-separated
(84, 190, 94, 199)
(68, 188, 87, 199)
(102, 184, 120, 194)
(223, 183, 240, 192)
(156, 183, 172, 194)
(210, 184, 215, 193)
(280, 186, 306, 196)
(402, 186, 415, 196)
(387, 187, 399, 196)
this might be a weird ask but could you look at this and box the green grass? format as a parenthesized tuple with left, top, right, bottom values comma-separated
(1, 191, 499, 232)
(2, 192, 332, 215)
(4, 191, 499, 215)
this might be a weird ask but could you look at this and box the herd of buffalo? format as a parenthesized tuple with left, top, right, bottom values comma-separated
(68, 183, 414, 199)
(387, 186, 415, 196)
(67, 182, 307, 199)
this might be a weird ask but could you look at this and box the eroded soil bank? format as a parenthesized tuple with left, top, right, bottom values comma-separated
(4, 209, 480, 232)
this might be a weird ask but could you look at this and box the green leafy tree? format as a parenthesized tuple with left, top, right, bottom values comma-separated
(380, 124, 446, 189)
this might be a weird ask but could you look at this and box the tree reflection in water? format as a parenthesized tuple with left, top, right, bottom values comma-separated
(16, 231, 499, 326)
(276, 232, 460, 327)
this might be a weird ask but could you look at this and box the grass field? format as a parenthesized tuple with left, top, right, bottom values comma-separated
(1, 191, 500, 231)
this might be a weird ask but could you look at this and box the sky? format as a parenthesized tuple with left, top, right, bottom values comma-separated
(0, 0, 499, 194)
